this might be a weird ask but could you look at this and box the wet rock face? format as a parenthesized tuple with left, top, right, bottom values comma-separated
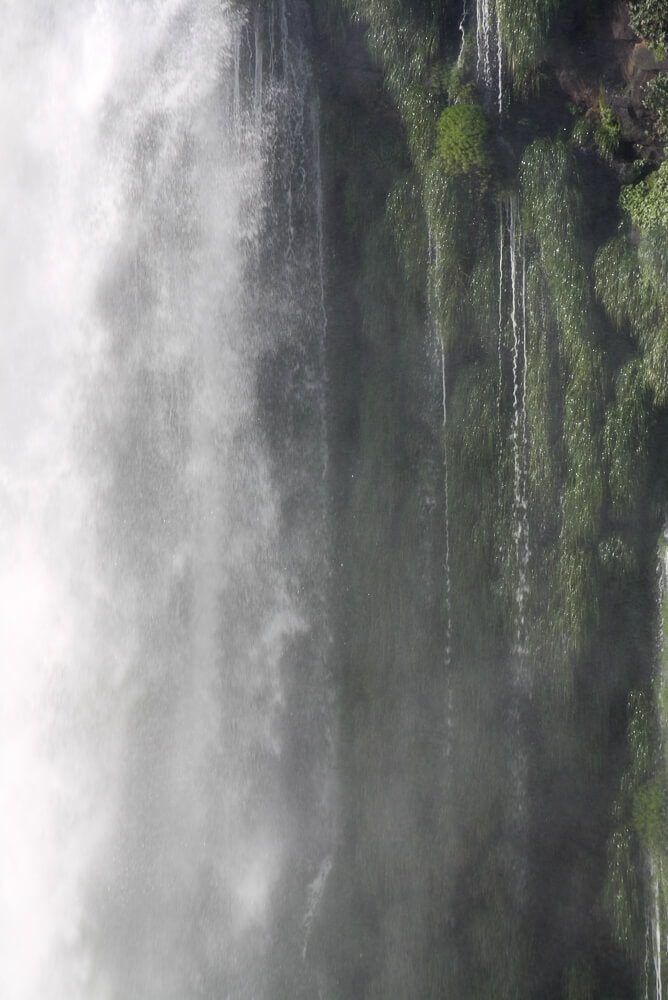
(624, 40, 668, 117)
(316, 0, 668, 179)
(546, 1, 668, 165)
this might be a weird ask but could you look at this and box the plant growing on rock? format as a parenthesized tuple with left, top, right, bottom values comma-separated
(628, 0, 668, 57)
(435, 103, 492, 182)
(594, 95, 622, 162)
(643, 72, 668, 142)
(620, 159, 668, 230)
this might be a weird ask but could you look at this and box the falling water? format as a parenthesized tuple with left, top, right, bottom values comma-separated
(0, 2, 329, 997)
(475, 0, 504, 115)
(439, 338, 453, 677)
(655, 860, 664, 1000)
(646, 529, 668, 1000)
(457, 0, 468, 65)
(506, 195, 530, 664)
(496, 195, 532, 906)
(476, 0, 493, 93)
(497, 200, 505, 435)
(428, 229, 453, 756)
(495, 1, 504, 119)
(646, 852, 664, 1000)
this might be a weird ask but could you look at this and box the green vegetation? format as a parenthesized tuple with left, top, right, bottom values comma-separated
(628, 0, 668, 57)
(435, 103, 492, 179)
(313, 0, 668, 993)
(620, 160, 668, 231)
(496, 0, 560, 94)
(595, 95, 622, 162)
(634, 776, 668, 849)
(643, 72, 668, 142)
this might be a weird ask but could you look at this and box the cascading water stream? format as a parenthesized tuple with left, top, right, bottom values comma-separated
(645, 527, 668, 1000)
(439, 338, 453, 679)
(497, 201, 505, 436)
(476, 0, 493, 92)
(652, 856, 664, 1000)
(0, 2, 330, 997)
(457, 0, 468, 65)
(475, 0, 504, 116)
(428, 229, 453, 754)
(507, 195, 530, 666)
(497, 194, 532, 904)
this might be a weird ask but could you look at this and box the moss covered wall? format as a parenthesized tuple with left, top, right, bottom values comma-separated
(299, 0, 668, 995)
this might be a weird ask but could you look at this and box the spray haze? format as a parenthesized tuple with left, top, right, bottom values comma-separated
(0, 1, 329, 996)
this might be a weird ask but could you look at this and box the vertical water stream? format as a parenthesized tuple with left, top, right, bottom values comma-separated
(475, 0, 503, 115)
(496, 194, 532, 907)
(428, 229, 453, 755)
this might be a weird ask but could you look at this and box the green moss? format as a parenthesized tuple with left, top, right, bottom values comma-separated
(525, 263, 563, 542)
(604, 360, 652, 522)
(497, 0, 560, 94)
(633, 776, 668, 849)
(594, 237, 645, 335)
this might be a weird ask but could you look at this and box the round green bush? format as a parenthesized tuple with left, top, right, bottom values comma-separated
(435, 104, 492, 178)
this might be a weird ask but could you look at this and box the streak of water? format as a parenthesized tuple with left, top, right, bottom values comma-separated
(457, 0, 467, 65)
(427, 228, 453, 759)
(475, 0, 504, 114)
(507, 196, 529, 663)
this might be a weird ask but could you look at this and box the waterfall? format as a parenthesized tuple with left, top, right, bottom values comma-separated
(439, 338, 453, 677)
(653, 858, 664, 1000)
(476, 0, 493, 92)
(0, 2, 330, 997)
(497, 195, 532, 905)
(646, 528, 668, 1000)
(475, 0, 504, 115)
(428, 229, 453, 755)
(495, 2, 504, 119)
(497, 201, 505, 436)
(506, 195, 530, 666)
(457, 0, 468, 65)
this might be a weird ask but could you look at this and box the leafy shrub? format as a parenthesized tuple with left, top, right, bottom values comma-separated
(570, 116, 591, 149)
(435, 104, 492, 179)
(628, 0, 668, 57)
(594, 96, 621, 162)
(620, 159, 668, 230)
(643, 72, 668, 141)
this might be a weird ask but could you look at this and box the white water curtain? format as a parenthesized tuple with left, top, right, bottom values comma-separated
(0, 3, 298, 996)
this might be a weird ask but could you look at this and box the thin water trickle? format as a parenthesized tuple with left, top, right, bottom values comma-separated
(497, 200, 505, 435)
(439, 337, 453, 675)
(495, 1, 504, 118)
(650, 857, 664, 1000)
(497, 194, 532, 905)
(457, 0, 467, 65)
(428, 228, 453, 757)
(507, 195, 530, 664)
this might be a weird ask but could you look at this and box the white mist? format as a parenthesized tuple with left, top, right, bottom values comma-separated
(0, 3, 301, 996)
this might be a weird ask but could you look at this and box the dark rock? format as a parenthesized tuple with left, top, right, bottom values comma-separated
(628, 42, 667, 73)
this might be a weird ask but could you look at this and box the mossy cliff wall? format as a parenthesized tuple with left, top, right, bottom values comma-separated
(286, 0, 668, 995)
